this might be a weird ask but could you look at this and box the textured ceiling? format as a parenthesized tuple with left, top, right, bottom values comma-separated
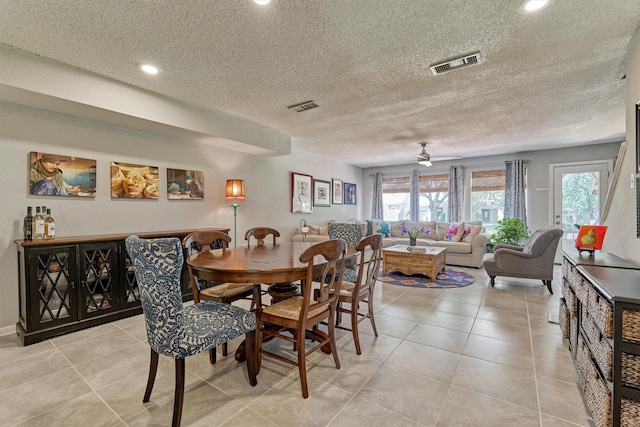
(0, 0, 638, 167)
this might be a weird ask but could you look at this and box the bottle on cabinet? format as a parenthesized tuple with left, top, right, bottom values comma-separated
(44, 209, 55, 240)
(32, 207, 45, 241)
(23, 207, 33, 241)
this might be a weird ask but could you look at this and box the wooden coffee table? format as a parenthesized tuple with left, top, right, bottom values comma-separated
(382, 245, 447, 280)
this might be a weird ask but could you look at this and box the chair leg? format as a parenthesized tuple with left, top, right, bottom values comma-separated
(209, 347, 217, 364)
(352, 303, 362, 355)
(222, 342, 228, 357)
(143, 349, 159, 402)
(296, 328, 309, 398)
(544, 279, 553, 294)
(489, 276, 495, 287)
(367, 297, 378, 337)
(255, 308, 263, 374)
(172, 358, 185, 427)
(245, 329, 258, 386)
(328, 306, 341, 370)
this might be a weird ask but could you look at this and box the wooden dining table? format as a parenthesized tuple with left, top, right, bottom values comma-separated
(186, 241, 355, 361)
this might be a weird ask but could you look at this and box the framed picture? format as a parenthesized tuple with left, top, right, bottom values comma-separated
(29, 152, 96, 197)
(167, 168, 204, 199)
(332, 178, 343, 204)
(111, 162, 159, 199)
(344, 182, 357, 204)
(313, 179, 331, 207)
(292, 172, 313, 213)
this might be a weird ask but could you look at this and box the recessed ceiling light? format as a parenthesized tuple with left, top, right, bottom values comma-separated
(138, 64, 160, 75)
(254, 0, 271, 5)
(519, 0, 551, 14)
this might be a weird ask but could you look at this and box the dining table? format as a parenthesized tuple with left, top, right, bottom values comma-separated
(186, 241, 356, 361)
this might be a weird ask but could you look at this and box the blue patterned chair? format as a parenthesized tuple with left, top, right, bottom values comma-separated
(328, 222, 366, 282)
(125, 236, 257, 427)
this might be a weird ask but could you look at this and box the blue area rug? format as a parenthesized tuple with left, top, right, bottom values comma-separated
(377, 267, 475, 288)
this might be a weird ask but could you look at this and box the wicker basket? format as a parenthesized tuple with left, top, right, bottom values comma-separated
(562, 278, 578, 316)
(582, 310, 613, 381)
(575, 277, 590, 306)
(559, 299, 570, 339)
(623, 308, 640, 345)
(575, 334, 590, 390)
(588, 288, 613, 339)
(570, 315, 578, 357)
(584, 356, 612, 427)
(622, 352, 640, 390)
(562, 257, 569, 278)
(622, 398, 640, 426)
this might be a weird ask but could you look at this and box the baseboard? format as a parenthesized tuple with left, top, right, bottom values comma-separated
(0, 324, 15, 337)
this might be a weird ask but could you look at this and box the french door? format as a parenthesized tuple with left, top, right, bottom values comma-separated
(551, 161, 611, 263)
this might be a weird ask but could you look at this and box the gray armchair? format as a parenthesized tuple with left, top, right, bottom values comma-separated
(482, 227, 563, 294)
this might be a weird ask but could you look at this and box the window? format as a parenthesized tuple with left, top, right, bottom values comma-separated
(470, 169, 505, 233)
(382, 174, 449, 221)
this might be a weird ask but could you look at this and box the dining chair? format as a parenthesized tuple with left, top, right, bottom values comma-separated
(125, 236, 258, 427)
(256, 239, 347, 398)
(244, 227, 281, 304)
(244, 227, 280, 247)
(182, 231, 261, 363)
(334, 233, 382, 355)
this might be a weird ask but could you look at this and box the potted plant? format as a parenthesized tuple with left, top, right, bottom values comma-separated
(487, 218, 531, 252)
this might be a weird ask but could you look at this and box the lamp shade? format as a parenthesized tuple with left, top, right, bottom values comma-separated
(225, 179, 246, 202)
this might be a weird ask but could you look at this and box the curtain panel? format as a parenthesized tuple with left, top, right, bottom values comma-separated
(371, 172, 384, 220)
(447, 165, 465, 222)
(504, 159, 527, 223)
(410, 169, 420, 221)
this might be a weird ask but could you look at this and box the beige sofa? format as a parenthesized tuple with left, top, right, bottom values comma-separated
(292, 219, 490, 268)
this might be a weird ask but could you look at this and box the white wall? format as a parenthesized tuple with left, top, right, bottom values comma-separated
(0, 102, 362, 331)
(361, 142, 622, 232)
(603, 27, 640, 265)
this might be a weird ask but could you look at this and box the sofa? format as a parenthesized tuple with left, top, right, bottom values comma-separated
(292, 219, 490, 268)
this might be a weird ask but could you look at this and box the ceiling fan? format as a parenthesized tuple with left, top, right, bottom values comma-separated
(416, 142, 462, 167)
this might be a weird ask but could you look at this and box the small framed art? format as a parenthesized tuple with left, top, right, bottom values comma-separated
(29, 152, 96, 197)
(332, 178, 343, 204)
(344, 182, 357, 204)
(313, 179, 331, 207)
(292, 172, 313, 213)
(167, 168, 204, 199)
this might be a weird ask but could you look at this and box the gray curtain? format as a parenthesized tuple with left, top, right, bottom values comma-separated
(447, 165, 465, 222)
(410, 169, 420, 221)
(371, 172, 384, 220)
(505, 160, 527, 222)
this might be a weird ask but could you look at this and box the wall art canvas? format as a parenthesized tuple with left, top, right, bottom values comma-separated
(313, 179, 331, 207)
(332, 178, 343, 204)
(29, 152, 96, 197)
(167, 168, 204, 199)
(292, 172, 313, 213)
(344, 182, 357, 205)
(111, 162, 159, 199)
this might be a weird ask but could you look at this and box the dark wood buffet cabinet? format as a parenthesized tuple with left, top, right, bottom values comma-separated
(15, 228, 228, 345)
(560, 250, 640, 426)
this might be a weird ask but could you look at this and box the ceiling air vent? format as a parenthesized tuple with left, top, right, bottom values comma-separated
(287, 100, 319, 113)
(429, 51, 482, 76)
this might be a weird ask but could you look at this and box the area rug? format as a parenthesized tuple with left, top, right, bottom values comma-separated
(377, 267, 475, 288)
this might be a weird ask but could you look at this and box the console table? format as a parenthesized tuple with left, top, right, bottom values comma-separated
(15, 228, 228, 345)
(560, 250, 640, 426)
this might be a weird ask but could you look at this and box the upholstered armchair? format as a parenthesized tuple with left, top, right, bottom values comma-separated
(482, 227, 563, 294)
(328, 222, 366, 283)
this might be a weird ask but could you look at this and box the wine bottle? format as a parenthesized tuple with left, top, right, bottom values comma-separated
(44, 208, 55, 240)
(33, 206, 45, 241)
(23, 206, 33, 241)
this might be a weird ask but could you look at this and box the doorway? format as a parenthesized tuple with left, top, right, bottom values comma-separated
(551, 161, 611, 263)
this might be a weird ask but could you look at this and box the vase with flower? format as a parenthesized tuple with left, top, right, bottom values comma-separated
(401, 224, 428, 247)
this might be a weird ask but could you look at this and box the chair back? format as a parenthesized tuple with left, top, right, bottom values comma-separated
(327, 223, 366, 250)
(523, 227, 563, 257)
(299, 239, 346, 320)
(244, 227, 280, 247)
(124, 236, 186, 357)
(182, 231, 231, 303)
(352, 234, 383, 299)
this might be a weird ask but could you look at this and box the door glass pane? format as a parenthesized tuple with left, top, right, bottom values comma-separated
(37, 251, 72, 322)
(561, 171, 600, 246)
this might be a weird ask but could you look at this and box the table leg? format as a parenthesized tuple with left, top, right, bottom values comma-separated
(267, 282, 300, 304)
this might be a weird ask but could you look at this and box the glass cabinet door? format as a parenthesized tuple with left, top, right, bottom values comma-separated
(31, 246, 78, 329)
(78, 242, 118, 318)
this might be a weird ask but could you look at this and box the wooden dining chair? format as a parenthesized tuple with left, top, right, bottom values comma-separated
(182, 231, 261, 363)
(334, 233, 382, 355)
(244, 227, 280, 248)
(256, 239, 346, 398)
(125, 236, 258, 427)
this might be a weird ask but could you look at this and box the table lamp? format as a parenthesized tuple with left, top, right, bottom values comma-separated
(300, 219, 310, 242)
(225, 179, 246, 247)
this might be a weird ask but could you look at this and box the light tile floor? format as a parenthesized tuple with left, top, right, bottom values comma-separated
(0, 265, 593, 426)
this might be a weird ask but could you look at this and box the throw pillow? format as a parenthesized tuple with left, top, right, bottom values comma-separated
(462, 224, 482, 243)
(444, 222, 464, 242)
(371, 221, 390, 238)
(436, 222, 452, 240)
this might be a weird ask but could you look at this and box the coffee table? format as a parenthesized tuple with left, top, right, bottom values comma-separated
(382, 245, 447, 280)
